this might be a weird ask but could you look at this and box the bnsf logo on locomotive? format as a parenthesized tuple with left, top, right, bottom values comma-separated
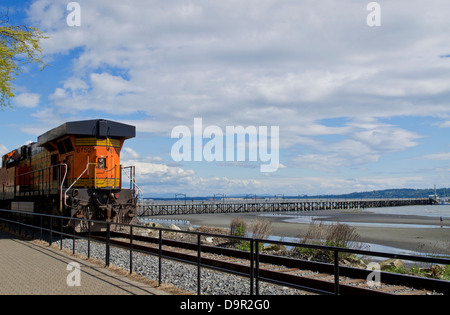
(0, 119, 138, 232)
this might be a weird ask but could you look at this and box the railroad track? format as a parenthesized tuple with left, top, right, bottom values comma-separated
(88, 230, 450, 295)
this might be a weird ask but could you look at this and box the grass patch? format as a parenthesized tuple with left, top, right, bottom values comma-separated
(384, 264, 450, 281)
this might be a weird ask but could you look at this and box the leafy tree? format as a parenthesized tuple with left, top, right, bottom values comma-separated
(0, 13, 47, 109)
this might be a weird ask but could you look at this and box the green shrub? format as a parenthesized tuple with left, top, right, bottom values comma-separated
(296, 223, 366, 262)
(229, 218, 270, 252)
(230, 218, 247, 238)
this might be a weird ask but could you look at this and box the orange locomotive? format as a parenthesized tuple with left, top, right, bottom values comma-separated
(0, 119, 138, 232)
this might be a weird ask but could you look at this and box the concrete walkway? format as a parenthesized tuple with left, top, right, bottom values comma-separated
(0, 231, 170, 295)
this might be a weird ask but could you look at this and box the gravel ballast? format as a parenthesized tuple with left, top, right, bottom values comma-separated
(54, 237, 307, 295)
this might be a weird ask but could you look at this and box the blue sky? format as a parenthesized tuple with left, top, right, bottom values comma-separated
(1, 0, 450, 197)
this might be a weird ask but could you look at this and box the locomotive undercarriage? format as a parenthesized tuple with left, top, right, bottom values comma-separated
(65, 188, 139, 232)
(1, 188, 139, 233)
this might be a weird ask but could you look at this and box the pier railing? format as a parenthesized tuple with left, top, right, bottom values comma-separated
(137, 198, 432, 216)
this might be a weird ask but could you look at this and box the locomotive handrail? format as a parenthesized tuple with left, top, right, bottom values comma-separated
(88, 163, 96, 187)
(123, 165, 143, 205)
(64, 163, 89, 207)
(59, 163, 68, 212)
(86, 163, 122, 189)
(13, 163, 67, 179)
(14, 163, 67, 199)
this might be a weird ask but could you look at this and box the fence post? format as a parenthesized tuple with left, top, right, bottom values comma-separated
(158, 229, 162, 286)
(60, 217, 64, 250)
(250, 239, 254, 295)
(72, 221, 76, 255)
(106, 222, 111, 267)
(197, 233, 201, 295)
(40, 215, 43, 241)
(129, 225, 133, 275)
(334, 250, 340, 295)
(87, 221, 91, 258)
(255, 240, 260, 295)
(49, 217, 53, 246)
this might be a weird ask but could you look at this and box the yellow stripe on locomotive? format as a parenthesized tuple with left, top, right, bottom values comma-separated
(75, 138, 121, 148)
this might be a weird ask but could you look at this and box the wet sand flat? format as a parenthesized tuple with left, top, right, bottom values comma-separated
(150, 208, 450, 254)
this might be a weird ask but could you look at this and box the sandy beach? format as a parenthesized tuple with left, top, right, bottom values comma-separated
(150, 207, 450, 255)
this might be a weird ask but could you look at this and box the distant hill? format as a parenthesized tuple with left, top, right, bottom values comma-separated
(307, 188, 449, 199)
(144, 187, 449, 200)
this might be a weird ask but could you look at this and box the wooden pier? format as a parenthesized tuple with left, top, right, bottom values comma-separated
(137, 198, 432, 216)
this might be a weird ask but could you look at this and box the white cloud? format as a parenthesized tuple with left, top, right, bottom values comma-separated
(25, 0, 450, 123)
(13, 93, 41, 108)
(89, 73, 141, 97)
(290, 118, 422, 171)
(123, 158, 195, 186)
(0, 144, 8, 156)
(433, 121, 450, 128)
(348, 120, 422, 152)
(19, 107, 68, 136)
(290, 154, 347, 172)
(121, 148, 428, 195)
(420, 152, 450, 161)
(122, 147, 140, 160)
(17, 0, 450, 195)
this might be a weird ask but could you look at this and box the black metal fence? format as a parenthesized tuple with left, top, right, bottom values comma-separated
(1, 209, 449, 295)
